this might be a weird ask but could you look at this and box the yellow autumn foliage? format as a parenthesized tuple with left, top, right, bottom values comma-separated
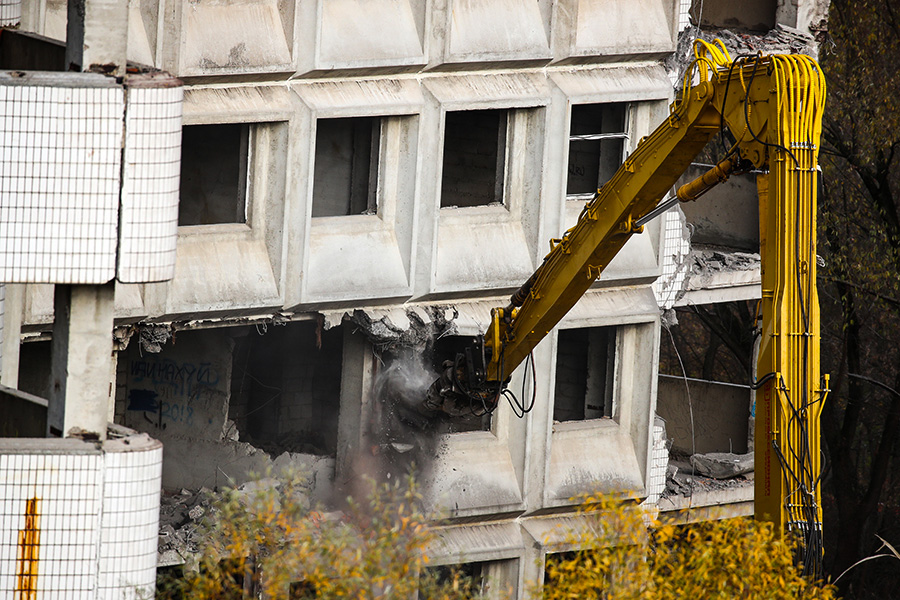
(540, 494, 838, 600)
(162, 473, 479, 600)
(161, 478, 838, 600)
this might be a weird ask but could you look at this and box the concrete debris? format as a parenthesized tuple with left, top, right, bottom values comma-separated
(341, 306, 459, 352)
(707, 24, 817, 58)
(691, 249, 760, 274)
(112, 326, 136, 352)
(667, 25, 819, 94)
(661, 308, 679, 329)
(158, 471, 320, 567)
(158, 487, 214, 565)
(140, 324, 172, 353)
(662, 458, 753, 499)
(690, 451, 754, 479)
(188, 504, 205, 521)
(222, 419, 240, 442)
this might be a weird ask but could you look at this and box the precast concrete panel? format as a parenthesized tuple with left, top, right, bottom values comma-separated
(444, 0, 551, 64)
(290, 79, 424, 307)
(317, 0, 426, 69)
(179, 0, 293, 76)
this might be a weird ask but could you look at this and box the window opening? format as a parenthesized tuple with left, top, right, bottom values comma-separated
(179, 123, 249, 225)
(566, 103, 628, 200)
(420, 562, 485, 599)
(312, 117, 380, 217)
(554, 326, 616, 422)
(440, 109, 507, 208)
(229, 322, 343, 456)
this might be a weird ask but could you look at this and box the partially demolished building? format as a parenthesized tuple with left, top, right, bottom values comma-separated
(1, 0, 827, 596)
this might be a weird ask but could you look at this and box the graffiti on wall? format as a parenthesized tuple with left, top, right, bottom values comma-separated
(126, 357, 222, 430)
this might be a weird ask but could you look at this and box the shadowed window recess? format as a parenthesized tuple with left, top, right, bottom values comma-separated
(566, 103, 628, 200)
(179, 123, 250, 226)
(441, 109, 508, 208)
(312, 117, 381, 217)
(554, 326, 616, 422)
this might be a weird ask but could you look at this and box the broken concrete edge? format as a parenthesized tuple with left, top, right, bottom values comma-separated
(0, 422, 161, 453)
(108, 301, 465, 355)
(659, 469, 754, 513)
(690, 451, 754, 479)
(667, 23, 822, 91)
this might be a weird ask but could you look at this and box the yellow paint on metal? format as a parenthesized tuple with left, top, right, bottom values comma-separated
(483, 41, 827, 560)
(16, 497, 41, 600)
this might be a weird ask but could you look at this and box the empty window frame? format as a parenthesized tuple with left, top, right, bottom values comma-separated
(554, 326, 616, 422)
(230, 321, 343, 456)
(421, 559, 518, 600)
(312, 117, 380, 217)
(440, 109, 508, 208)
(179, 123, 250, 226)
(566, 103, 628, 200)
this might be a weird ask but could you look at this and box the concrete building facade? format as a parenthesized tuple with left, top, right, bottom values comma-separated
(1, 0, 829, 596)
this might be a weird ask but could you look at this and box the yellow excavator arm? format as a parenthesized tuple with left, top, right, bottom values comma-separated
(423, 40, 827, 570)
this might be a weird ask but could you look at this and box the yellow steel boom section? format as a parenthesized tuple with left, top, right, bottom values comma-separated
(424, 40, 827, 567)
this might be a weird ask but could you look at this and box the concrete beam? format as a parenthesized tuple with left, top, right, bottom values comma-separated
(1, 284, 24, 388)
(65, 0, 128, 74)
(48, 283, 115, 439)
(335, 327, 375, 488)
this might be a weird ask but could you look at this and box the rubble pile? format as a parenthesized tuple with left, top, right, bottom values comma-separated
(691, 248, 760, 275)
(667, 23, 820, 85)
(662, 457, 753, 499)
(158, 488, 213, 566)
(158, 475, 321, 567)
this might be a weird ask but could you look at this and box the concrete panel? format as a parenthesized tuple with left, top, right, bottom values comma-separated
(127, 0, 157, 66)
(549, 63, 672, 104)
(559, 286, 660, 329)
(424, 72, 549, 108)
(288, 82, 422, 307)
(294, 78, 424, 115)
(547, 422, 644, 498)
(183, 86, 293, 125)
(22, 282, 147, 328)
(434, 215, 535, 292)
(544, 320, 659, 507)
(657, 374, 751, 455)
(445, 0, 550, 64)
(305, 223, 411, 302)
(556, 0, 675, 60)
(317, 0, 425, 69)
(430, 521, 524, 564)
(436, 287, 660, 337)
(166, 120, 287, 318)
(432, 105, 546, 295)
(113, 283, 147, 322)
(429, 430, 525, 517)
(679, 168, 760, 251)
(295, 111, 420, 306)
(180, 0, 292, 76)
(166, 232, 281, 317)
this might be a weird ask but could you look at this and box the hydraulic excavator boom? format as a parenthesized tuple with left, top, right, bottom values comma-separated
(423, 40, 827, 572)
